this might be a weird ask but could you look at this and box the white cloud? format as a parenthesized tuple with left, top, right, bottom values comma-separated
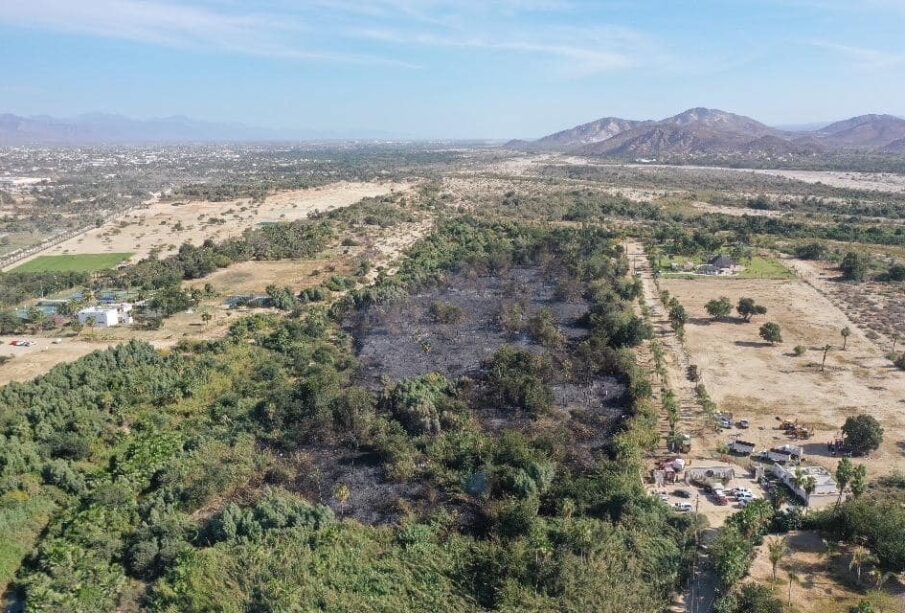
(0, 0, 662, 75)
(353, 24, 659, 76)
(0, 0, 417, 67)
(808, 40, 905, 69)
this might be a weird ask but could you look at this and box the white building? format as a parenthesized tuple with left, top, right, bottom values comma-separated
(77, 303, 133, 328)
(770, 463, 839, 507)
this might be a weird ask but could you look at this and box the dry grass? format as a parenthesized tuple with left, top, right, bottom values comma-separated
(8, 181, 408, 268)
(748, 531, 905, 613)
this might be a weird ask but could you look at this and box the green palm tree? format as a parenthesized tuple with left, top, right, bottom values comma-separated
(849, 545, 876, 584)
(767, 537, 788, 588)
(787, 570, 799, 608)
(835, 458, 853, 512)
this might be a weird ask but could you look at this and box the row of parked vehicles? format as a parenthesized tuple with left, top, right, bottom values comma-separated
(718, 413, 750, 429)
(711, 486, 759, 507)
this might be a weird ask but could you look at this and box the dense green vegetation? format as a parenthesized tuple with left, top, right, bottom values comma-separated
(809, 477, 905, 573)
(0, 216, 695, 611)
(0, 270, 89, 307)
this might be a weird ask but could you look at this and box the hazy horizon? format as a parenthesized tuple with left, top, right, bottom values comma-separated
(3, 1, 905, 139)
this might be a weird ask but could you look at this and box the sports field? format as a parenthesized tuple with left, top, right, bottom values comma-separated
(12, 253, 133, 273)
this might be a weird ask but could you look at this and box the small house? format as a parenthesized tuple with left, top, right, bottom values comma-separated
(699, 254, 739, 276)
(77, 303, 133, 328)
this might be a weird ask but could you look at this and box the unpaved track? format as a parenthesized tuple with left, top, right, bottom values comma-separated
(626, 240, 703, 439)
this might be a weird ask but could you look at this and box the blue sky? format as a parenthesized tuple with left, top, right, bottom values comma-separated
(2, 0, 904, 138)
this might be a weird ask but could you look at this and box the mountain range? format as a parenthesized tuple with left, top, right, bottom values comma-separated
(0, 113, 399, 145)
(509, 108, 905, 158)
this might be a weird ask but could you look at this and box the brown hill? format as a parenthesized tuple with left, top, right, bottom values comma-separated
(815, 114, 905, 149)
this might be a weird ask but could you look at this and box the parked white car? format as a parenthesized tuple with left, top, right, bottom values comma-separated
(674, 502, 693, 512)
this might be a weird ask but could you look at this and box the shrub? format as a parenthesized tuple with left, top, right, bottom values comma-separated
(793, 345, 806, 356)
(841, 414, 884, 456)
(382, 373, 463, 436)
(737, 297, 767, 322)
(887, 262, 905, 282)
(720, 583, 783, 613)
(840, 251, 870, 282)
(705, 296, 733, 319)
(795, 242, 826, 260)
(894, 353, 905, 371)
(483, 347, 554, 415)
(759, 322, 782, 345)
(427, 301, 465, 324)
(42, 460, 87, 496)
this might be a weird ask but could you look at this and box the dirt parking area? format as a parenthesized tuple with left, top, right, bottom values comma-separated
(661, 275, 905, 478)
(649, 461, 767, 528)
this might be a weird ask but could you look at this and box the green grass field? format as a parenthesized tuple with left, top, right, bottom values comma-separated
(737, 257, 795, 280)
(12, 253, 133, 273)
(659, 255, 794, 280)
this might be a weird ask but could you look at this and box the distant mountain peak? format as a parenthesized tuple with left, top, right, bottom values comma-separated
(515, 107, 905, 158)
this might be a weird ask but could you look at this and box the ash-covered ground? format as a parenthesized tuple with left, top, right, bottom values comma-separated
(348, 267, 628, 423)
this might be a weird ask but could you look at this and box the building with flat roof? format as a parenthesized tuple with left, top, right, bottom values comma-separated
(77, 303, 133, 328)
(770, 463, 839, 507)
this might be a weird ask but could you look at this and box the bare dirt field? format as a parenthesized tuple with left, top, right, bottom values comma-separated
(787, 257, 905, 349)
(661, 275, 905, 478)
(747, 530, 905, 613)
(183, 256, 348, 296)
(5, 181, 408, 270)
(691, 201, 786, 218)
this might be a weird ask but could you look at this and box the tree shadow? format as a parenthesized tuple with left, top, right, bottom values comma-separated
(688, 316, 752, 326)
(801, 442, 836, 460)
(734, 340, 772, 348)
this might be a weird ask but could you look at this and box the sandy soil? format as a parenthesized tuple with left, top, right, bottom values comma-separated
(747, 531, 905, 612)
(691, 201, 786, 218)
(661, 275, 905, 478)
(6, 181, 408, 269)
(183, 256, 349, 296)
